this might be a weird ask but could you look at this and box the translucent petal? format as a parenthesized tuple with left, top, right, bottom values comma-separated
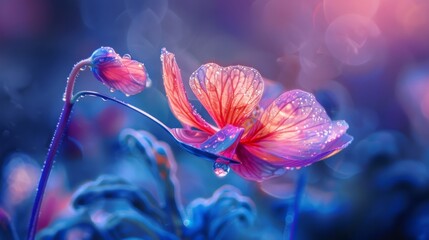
(170, 128, 212, 145)
(199, 125, 244, 158)
(243, 90, 352, 168)
(189, 63, 264, 128)
(161, 49, 215, 133)
(169, 128, 241, 164)
(91, 47, 148, 96)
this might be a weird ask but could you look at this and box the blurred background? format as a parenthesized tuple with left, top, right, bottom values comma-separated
(1, 0, 429, 239)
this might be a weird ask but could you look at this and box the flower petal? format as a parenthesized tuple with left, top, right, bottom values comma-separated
(231, 145, 286, 181)
(161, 49, 215, 133)
(243, 90, 352, 168)
(199, 125, 244, 158)
(91, 47, 149, 96)
(319, 133, 353, 160)
(170, 128, 212, 145)
(170, 126, 244, 164)
(189, 63, 264, 128)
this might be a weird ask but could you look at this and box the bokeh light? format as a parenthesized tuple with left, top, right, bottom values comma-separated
(325, 14, 381, 66)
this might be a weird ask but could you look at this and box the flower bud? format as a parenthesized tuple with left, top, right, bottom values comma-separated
(90, 47, 150, 96)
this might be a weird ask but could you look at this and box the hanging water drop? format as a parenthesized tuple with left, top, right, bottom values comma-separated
(110, 88, 115, 93)
(213, 159, 230, 177)
(125, 94, 130, 97)
(80, 65, 87, 71)
(123, 54, 131, 59)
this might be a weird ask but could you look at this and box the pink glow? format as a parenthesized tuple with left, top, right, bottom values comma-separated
(323, 0, 380, 21)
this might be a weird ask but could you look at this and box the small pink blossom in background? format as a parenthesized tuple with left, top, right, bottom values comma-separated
(161, 49, 352, 181)
(90, 47, 150, 96)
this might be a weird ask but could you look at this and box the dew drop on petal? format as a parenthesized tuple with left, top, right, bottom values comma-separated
(80, 65, 87, 71)
(122, 54, 131, 59)
(213, 159, 230, 178)
(217, 134, 225, 141)
(110, 88, 115, 93)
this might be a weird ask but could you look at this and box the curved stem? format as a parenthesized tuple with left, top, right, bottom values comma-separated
(65, 59, 91, 105)
(73, 91, 241, 165)
(73, 91, 173, 135)
(29, 85, 241, 238)
(27, 59, 90, 240)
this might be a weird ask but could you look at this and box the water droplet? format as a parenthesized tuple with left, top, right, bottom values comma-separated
(123, 54, 131, 59)
(110, 88, 115, 93)
(217, 134, 225, 141)
(125, 94, 130, 97)
(146, 78, 152, 87)
(213, 159, 230, 177)
(80, 65, 87, 71)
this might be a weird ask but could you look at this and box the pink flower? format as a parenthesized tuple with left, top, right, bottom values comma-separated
(90, 47, 150, 96)
(161, 49, 352, 181)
